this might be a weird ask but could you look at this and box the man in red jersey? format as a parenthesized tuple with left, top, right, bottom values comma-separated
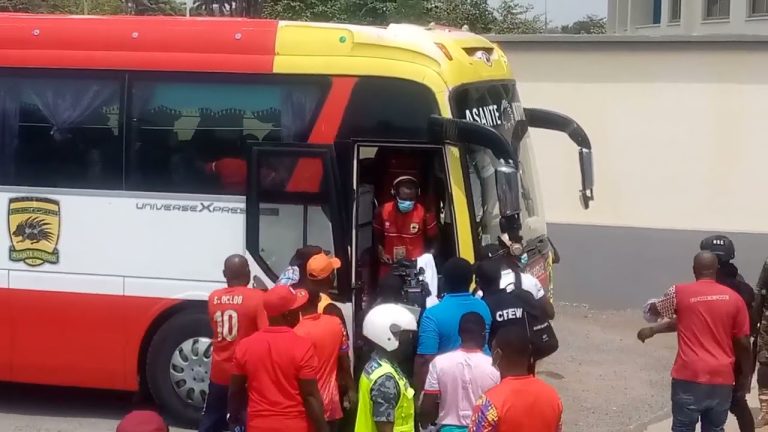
(469, 326, 563, 432)
(295, 273, 356, 432)
(228, 285, 328, 432)
(199, 254, 267, 432)
(639, 251, 752, 432)
(373, 176, 439, 276)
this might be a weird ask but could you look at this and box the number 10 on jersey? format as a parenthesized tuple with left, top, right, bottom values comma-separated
(214, 310, 239, 341)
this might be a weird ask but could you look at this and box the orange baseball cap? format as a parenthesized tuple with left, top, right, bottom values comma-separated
(264, 284, 309, 317)
(307, 253, 341, 280)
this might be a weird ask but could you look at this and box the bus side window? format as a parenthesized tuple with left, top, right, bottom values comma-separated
(253, 152, 336, 283)
(126, 76, 328, 195)
(0, 74, 123, 190)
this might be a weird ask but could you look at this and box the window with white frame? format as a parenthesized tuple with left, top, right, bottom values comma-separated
(670, 0, 681, 22)
(704, 0, 730, 19)
(752, 0, 768, 16)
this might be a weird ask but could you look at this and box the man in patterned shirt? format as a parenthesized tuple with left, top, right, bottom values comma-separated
(638, 251, 752, 432)
(468, 326, 562, 432)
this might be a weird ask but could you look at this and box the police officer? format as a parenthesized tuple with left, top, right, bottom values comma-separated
(355, 304, 418, 432)
(700, 235, 757, 431)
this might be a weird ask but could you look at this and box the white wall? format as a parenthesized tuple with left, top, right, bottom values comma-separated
(491, 37, 768, 234)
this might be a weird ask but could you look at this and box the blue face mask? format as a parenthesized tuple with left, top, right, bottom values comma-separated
(396, 198, 415, 213)
(518, 253, 529, 268)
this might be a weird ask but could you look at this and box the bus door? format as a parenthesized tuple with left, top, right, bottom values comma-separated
(244, 142, 352, 317)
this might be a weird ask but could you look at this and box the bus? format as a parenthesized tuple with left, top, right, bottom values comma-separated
(0, 14, 594, 425)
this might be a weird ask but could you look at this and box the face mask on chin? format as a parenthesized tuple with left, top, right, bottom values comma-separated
(396, 198, 415, 213)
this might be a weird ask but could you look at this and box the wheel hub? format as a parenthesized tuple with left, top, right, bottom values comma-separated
(169, 336, 212, 408)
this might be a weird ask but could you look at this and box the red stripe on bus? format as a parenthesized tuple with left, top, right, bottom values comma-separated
(285, 77, 357, 193)
(0, 287, 181, 391)
(0, 15, 278, 73)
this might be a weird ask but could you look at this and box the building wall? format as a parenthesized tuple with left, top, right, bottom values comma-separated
(490, 36, 768, 308)
(607, 0, 768, 35)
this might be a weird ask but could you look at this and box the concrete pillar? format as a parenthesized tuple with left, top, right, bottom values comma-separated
(681, 0, 701, 33)
(608, 0, 617, 33)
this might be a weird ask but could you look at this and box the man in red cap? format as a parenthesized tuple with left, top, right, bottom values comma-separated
(228, 285, 329, 432)
(116, 410, 168, 432)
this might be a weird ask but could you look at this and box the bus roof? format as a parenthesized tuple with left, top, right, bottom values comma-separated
(0, 14, 512, 89)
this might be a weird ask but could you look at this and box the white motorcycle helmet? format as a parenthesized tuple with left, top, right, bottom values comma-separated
(363, 303, 418, 352)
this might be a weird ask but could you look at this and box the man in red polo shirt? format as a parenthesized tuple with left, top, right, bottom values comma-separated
(200, 254, 267, 432)
(228, 285, 328, 432)
(373, 176, 439, 276)
(639, 251, 752, 432)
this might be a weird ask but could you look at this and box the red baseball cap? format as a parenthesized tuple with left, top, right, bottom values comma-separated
(264, 284, 309, 317)
(116, 410, 168, 432)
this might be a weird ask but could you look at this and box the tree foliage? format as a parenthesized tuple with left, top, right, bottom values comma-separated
(492, 0, 543, 34)
(560, 14, 606, 34)
(0, 0, 602, 37)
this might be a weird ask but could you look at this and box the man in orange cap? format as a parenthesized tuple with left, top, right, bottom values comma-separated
(305, 252, 348, 326)
(296, 267, 356, 432)
(228, 285, 328, 432)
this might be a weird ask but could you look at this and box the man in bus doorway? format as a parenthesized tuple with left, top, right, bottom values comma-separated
(374, 176, 440, 277)
(200, 254, 268, 432)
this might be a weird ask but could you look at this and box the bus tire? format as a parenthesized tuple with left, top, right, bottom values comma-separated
(146, 310, 212, 428)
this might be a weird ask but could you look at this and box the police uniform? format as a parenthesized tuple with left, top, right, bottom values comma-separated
(355, 353, 415, 432)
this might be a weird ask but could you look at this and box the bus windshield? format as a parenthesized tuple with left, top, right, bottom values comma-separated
(450, 81, 544, 246)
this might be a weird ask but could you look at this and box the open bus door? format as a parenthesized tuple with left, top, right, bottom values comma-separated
(244, 143, 352, 312)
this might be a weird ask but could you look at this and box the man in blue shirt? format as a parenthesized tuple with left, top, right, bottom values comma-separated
(413, 257, 492, 395)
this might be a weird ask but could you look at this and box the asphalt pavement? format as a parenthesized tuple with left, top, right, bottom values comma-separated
(0, 304, 761, 432)
(0, 382, 192, 432)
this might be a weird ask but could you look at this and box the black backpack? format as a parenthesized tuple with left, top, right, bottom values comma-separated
(509, 270, 559, 361)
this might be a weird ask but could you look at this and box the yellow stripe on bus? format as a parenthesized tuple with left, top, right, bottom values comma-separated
(446, 145, 475, 264)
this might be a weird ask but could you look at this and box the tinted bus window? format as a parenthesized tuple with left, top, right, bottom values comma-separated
(0, 72, 123, 190)
(127, 75, 329, 195)
(338, 77, 438, 141)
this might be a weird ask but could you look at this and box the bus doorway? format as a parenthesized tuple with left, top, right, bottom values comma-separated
(352, 143, 460, 313)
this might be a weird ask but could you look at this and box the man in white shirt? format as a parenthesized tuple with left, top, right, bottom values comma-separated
(480, 244, 555, 320)
(419, 312, 500, 432)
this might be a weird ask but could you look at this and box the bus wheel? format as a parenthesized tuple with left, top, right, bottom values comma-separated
(146, 311, 212, 427)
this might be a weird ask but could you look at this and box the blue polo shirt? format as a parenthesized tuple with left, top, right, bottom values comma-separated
(416, 292, 492, 355)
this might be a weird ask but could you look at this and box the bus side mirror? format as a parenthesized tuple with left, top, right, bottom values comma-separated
(524, 107, 595, 210)
(495, 163, 521, 217)
(578, 149, 594, 210)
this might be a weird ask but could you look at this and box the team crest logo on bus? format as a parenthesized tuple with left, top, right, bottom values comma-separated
(473, 51, 492, 67)
(8, 197, 61, 266)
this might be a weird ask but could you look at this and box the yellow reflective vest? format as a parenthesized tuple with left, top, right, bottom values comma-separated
(355, 357, 415, 432)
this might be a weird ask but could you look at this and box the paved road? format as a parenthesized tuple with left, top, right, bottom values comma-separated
(0, 305, 755, 432)
(0, 382, 192, 432)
